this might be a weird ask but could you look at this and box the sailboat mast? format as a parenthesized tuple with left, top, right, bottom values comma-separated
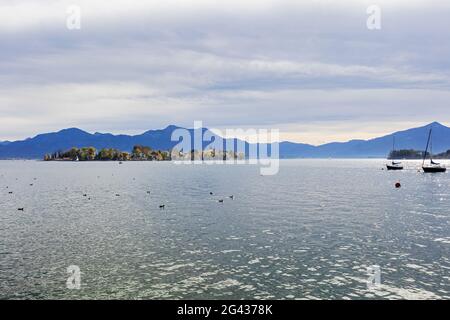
(430, 135, 433, 161)
(391, 136, 395, 165)
(391, 136, 396, 163)
(423, 128, 432, 167)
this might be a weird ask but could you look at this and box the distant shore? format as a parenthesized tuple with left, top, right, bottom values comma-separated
(44, 145, 170, 162)
(388, 149, 450, 160)
(43, 145, 243, 162)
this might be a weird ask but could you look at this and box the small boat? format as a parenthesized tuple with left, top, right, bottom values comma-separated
(387, 162, 404, 171)
(423, 163, 447, 173)
(386, 136, 403, 170)
(422, 127, 446, 173)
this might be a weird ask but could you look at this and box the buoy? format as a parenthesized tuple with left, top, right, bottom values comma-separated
(395, 182, 401, 189)
(159, 205, 165, 209)
(210, 192, 214, 195)
(218, 199, 224, 203)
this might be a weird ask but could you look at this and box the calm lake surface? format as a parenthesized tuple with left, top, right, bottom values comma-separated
(0, 159, 449, 300)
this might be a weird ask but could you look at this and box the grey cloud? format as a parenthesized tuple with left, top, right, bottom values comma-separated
(1, 0, 450, 142)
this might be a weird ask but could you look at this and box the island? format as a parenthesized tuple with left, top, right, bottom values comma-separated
(388, 149, 450, 160)
(44, 145, 171, 161)
(44, 145, 245, 161)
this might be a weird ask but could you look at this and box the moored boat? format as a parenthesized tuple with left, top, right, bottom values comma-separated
(423, 165, 447, 173)
(422, 127, 446, 173)
(386, 136, 403, 170)
(387, 162, 404, 170)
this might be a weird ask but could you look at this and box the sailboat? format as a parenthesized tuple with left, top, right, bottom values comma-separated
(422, 127, 446, 173)
(386, 136, 403, 170)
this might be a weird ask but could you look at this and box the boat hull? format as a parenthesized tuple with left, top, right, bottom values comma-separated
(386, 165, 403, 171)
(423, 166, 447, 173)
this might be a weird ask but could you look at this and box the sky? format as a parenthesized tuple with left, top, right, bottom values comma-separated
(1, 0, 450, 144)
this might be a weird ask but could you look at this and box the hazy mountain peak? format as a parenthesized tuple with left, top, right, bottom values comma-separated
(57, 127, 90, 135)
(164, 124, 181, 131)
(141, 124, 182, 135)
(429, 121, 444, 127)
(1, 122, 450, 159)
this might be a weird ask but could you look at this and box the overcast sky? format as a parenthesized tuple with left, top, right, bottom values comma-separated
(1, 0, 450, 144)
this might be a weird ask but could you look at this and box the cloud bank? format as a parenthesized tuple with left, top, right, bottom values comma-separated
(1, 0, 450, 143)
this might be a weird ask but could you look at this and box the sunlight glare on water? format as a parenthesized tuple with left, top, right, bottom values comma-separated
(0, 159, 449, 299)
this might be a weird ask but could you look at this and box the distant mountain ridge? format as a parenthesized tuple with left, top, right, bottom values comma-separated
(0, 126, 240, 159)
(0, 122, 449, 159)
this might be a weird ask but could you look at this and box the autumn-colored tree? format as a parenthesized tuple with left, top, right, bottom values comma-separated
(45, 145, 171, 161)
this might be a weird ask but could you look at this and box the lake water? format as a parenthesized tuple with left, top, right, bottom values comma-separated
(0, 159, 449, 300)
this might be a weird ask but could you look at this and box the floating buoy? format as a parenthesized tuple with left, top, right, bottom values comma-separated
(210, 192, 214, 195)
(218, 199, 224, 203)
(159, 205, 165, 209)
(395, 182, 401, 189)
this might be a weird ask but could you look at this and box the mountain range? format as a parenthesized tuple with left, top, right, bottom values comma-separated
(0, 122, 449, 159)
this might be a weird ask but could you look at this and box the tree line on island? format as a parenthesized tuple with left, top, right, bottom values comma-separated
(44, 145, 244, 161)
(389, 149, 450, 160)
(44, 145, 170, 161)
